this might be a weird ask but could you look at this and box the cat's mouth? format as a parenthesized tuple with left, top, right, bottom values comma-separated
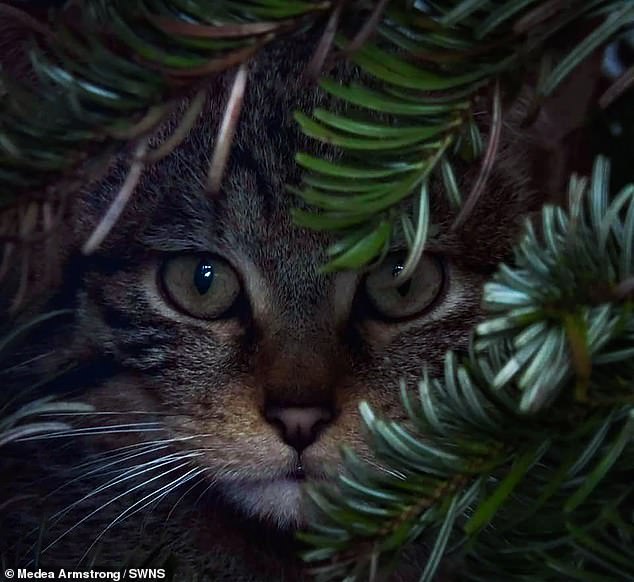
(218, 472, 328, 528)
(288, 462, 306, 480)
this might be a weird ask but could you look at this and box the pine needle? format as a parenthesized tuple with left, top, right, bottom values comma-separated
(206, 63, 249, 195)
(82, 140, 148, 255)
(452, 80, 502, 230)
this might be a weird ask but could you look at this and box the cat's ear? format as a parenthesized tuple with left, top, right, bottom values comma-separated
(516, 48, 606, 201)
(450, 48, 606, 265)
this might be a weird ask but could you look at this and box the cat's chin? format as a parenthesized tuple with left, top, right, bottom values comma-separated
(219, 477, 310, 529)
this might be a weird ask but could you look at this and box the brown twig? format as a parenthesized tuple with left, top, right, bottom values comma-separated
(514, 0, 567, 34)
(82, 140, 148, 255)
(149, 18, 282, 38)
(599, 65, 634, 109)
(19, 202, 39, 240)
(0, 4, 52, 39)
(304, 1, 345, 81)
(164, 40, 270, 78)
(206, 64, 249, 195)
(0, 199, 65, 245)
(105, 104, 173, 140)
(0, 232, 14, 282)
(142, 89, 207, 163)
(342, 0, 389, 56)
(9, 250, 30, 314)
(613, 276, 634, 300)
(8, 202, 39, 312)
(452, 81, 502, 231)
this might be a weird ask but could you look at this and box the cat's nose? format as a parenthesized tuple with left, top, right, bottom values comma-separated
(265, 404, 333, 453)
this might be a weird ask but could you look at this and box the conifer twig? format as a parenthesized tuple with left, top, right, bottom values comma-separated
(452, 81, 502, 230)
(82, 140, 148, 255)
(304, 0, 344, 80)
(206, 64, 248, 195)
(600, 66, 634, 108)
(342, 0, 389, 56)
(143, 90, 207, 164)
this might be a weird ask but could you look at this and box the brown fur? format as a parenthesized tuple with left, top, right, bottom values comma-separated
(0, 27, 600, 581)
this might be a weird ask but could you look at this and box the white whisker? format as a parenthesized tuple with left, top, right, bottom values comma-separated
(77, 465, 205, 566)
(42, 422, 161, 430)
(47, 453, 203, 526)
(165, 470, 208, 524)
(17, 425, 166, 442)
(41, 457, 202, 555)
(71, 435, 212, 462)
(49, 434, 213, 480)
(0, 352, 53, 374)
(21, 436, 214, 562)
(44, 445, 173, 501)
(44, 411, 170, 417)
(192, 474, 218, 509)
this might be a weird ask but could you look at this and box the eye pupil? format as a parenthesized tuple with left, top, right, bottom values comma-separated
(396, 279, 412, 297)
(365, 253, 444, 320)
(194, 260, 215, 295)
(391, 262, 411, 297)
(391, 263, 404, 278)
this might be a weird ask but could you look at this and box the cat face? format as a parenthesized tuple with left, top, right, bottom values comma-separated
(43, 40, 546, 532)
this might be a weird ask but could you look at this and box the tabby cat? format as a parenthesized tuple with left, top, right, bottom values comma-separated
(0, 25, 599, 582)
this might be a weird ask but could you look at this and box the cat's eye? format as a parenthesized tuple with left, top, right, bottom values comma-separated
(160, 255, 240, 319)
(365, 253, 445, 320)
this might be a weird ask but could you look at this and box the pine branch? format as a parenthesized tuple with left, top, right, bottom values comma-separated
(0, 0, 327, 208)
(1, 0, 632, 275)
(292, 0, 634, 271)
(301, 156, 634, 581)
(0, 0, 336, 307)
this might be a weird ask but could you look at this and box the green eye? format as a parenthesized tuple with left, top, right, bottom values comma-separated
(365, 253, 445, 320)
(161, 255, 240, 319)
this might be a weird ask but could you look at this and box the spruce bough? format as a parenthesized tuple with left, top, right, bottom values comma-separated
(300, 157, 634, 581)
(0, 1, 632, 580)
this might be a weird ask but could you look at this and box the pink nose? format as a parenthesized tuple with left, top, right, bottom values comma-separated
(265, 405, 333, 453)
